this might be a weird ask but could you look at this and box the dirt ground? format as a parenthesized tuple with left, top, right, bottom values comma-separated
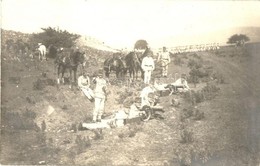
(1, 43, 260, 166)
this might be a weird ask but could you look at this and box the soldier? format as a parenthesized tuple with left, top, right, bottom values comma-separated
(78, 72, 94, 102)
(92, 69, 108, 123)
(140, 84, 156, 107)
(157, 46, 171, 77)
(141, 48, 155, 84)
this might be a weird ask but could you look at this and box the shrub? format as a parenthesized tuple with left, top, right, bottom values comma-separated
(193, 108, 205, 121)
(182, 83, 220, 104)
(180, 128, 194, 144)
(75, 135, 91, 154)
(201, 83, 220, 100)
(33, 78, 56, 90)
(174, 57, 184, 66)
(180, 108, 193, 122)
(191, 52, 202, 60)
(187, 59, 202, 69)
(211, 72, 225, 84)
(30, 27, 80, 49)
(33, 79, 45, 90)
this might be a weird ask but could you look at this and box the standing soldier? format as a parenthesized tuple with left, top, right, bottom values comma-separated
(92, 69, 108, 123)
(141, 48, 155, 84)
(157, 46, 171, 77)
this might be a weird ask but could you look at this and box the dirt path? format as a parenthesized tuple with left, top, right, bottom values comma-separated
(198, 45, 260, 164)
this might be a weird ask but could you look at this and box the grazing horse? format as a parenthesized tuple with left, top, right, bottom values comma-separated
(55, 48, 86, 88)
(38, 43, 47, 61)
(103, 56, 126, 78)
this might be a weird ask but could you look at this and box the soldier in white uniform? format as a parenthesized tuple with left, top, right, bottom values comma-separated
(141, 50, 155, 84)
(140, 84, 156, 107)
(92, 70, 108, 122)
(157, 46, 171, 77)
(78, 72, 94, 102)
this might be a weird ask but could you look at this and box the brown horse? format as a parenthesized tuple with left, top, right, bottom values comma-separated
(125, 51, 143, 80)
(104, 56, 127, 78)
(55, 48, 86, 88)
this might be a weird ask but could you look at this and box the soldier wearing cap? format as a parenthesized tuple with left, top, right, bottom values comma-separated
(92, 69, 108, 122)
(157, 46, 171, 77)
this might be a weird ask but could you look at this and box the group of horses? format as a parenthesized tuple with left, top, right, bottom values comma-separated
(43, 44, 150, 88)
(103, 50, 149, 81)
(54, 47, 87, 88)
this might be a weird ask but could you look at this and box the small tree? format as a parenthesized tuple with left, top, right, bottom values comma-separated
(134, 39, 148, 50)
(227, 34, 250, 46)
(29, 27, 80, 48)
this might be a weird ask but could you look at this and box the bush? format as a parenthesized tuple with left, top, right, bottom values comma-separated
(187, 59, 202, 69)
(33, 79, 45, 90)
(180, 128, 194, 144)
(33, 78, 56, 90)
(29, 27, 80, 50)
(182, 83, 220, 104)
(180, 108, 193, 122)
(191, 52, 202, 60)
(193, 108, 205, 121)
(174, 57, 184, 66)
(201, 83, 220, 100)
(75, 135, 91, 154)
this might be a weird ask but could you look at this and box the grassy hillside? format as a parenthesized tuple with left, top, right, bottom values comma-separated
(1, 33, 260, 166)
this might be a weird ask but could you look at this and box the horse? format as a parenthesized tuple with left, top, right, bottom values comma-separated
(55, 48, 86, 88)
(125, 51, 143, 80)
(38, 43, 47, 61)
(47, 44, 58, 59)
(103, 56, 126, 78)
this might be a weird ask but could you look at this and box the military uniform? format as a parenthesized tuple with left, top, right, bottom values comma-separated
(78, 74, 94, 102)
(92, 74, 107, 122)
(141, 56, 155, 84)
(140, 85, 156, 107)
(158, 48, 171, 77)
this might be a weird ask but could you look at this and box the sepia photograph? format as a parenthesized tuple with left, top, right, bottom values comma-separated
(1, 0, 260, 165)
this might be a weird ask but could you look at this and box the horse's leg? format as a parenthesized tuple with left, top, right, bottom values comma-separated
(44, 52, 47, 61)
(61, 66, 65, 84)
(73, 68, 77, 89)
(116, 69, 119, 78)
(69, 68, 72, 89)
(141, 69, 144, 80)
(40, 51, 43, 61)
(129, 69, 132, 80)
(57, 65, 63, 89)
(57, 65, 61, 84)
(57, 68, 60, 85)
(133, 69, 136, 81)
(105, 68, 109, 78)
(39, 52, 41, 61)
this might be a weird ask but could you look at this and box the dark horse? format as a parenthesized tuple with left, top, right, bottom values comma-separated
(124, 47, 152, 81)
(103, 55, 127, 78)
(125, 51, 143, 80)
(55, 48, 86, 88)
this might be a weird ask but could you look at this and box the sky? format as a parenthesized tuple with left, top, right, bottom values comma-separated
(1, 0, 260, 49)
